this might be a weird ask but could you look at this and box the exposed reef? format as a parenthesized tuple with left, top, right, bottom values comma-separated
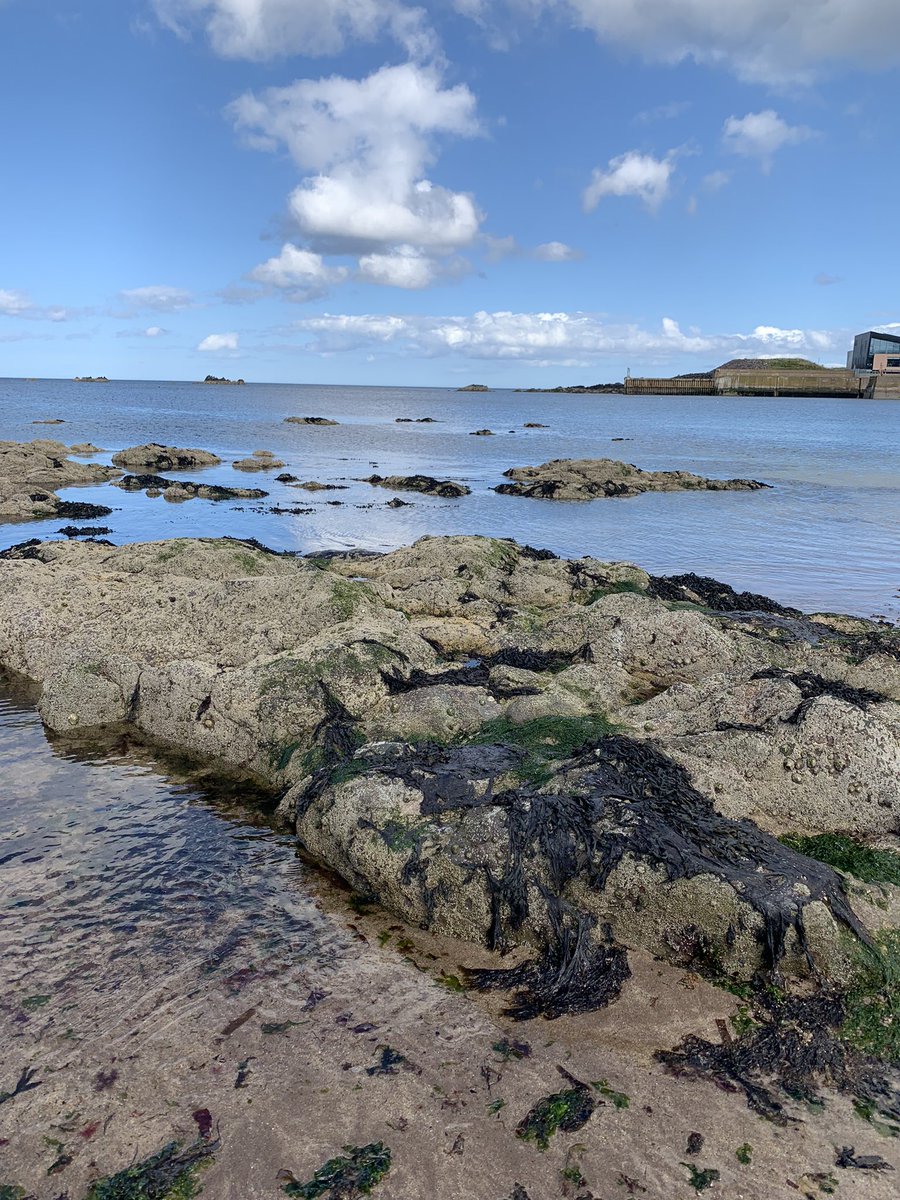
(111, 444, 221, 470)
(114, 474, 267, 502)
(0, 439, 120, 521)
(365, 474, 471, 498)
(285, 416, 339, 426)
(495, 458, 770, 500)
(2, 534, 899, 1032)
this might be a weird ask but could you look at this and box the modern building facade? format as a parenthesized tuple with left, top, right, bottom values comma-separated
(847, 330, 900, 371)
(873, 353, 900, 374)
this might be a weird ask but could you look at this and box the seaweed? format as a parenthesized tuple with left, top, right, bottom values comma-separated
(834, 1146, 894, 1171)
(681, 1164, 721, 1193)
(515, 1069, 595, 1151)
(469, 906, 630, 1020)
(56, 500, 114, 519)
(751, 668, 887, 721)
(84, 1138, 216, 1199)
(735, 1143, 752, 1165)
(280, 1143, 391, 1198)
(648, 572, 799, 617)
(780, 834, 900, 887)
(365, 1046, 415, 1076)
(0, 1067, 41, 1105)
(657, 990, 900, 1127)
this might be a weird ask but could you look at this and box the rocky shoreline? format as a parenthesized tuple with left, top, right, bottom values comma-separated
(1, 530, 899, 1195)
(1, 533, 898, 991)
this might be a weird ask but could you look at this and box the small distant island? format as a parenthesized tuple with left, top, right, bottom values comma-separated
(201, 374, 246, 385)
(457, 383, 489, 392)
(74, 375, 109, 383)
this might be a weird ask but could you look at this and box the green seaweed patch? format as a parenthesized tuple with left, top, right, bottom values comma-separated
(0, 1186, 27, 1200)
(84, 1138, 216, 1200)
(681, 1163, 721, 1193)
(843, 931, 900, 1065)
(735, 1143, 752, 1165)
(592, 1080, 629, 1109)
(487, 1098, 506, 1115)
(21, 994, 51, 1012)
(261, 1020, 299, 1035)
(435, 973, 467, 993)
(578, 579, 646, 605)
(515, 1084, 595, 1151)
(280, 1142, 391, 1198)
(780, 833, 900, 887)
(852, 1097, 900, 1138)
(467, 714, 616, 785)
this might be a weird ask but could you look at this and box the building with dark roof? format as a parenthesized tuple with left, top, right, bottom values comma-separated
(847, 330, 900, 371)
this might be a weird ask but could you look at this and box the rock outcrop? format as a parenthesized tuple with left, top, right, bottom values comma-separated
(111, 444, 221, 470)
(284, 416, 339, 426)
(1, 533, 898, 1012)
(365, 474, 471, 498)
(496, 458, 770, 500)
(114, 474, 267, 502)
(232, 456, 286, 472)
(0, 439, 119, 521)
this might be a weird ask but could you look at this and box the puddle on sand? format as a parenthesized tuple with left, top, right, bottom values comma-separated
(1, 675, 898, 1200)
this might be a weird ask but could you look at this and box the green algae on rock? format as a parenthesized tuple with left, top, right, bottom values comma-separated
(280, 1142, 391, 1198)
(515, 1072, 596, 1151)
(83, 1138, 216, 1200)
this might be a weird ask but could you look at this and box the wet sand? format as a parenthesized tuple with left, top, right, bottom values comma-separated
(2, 677, 897, 1199)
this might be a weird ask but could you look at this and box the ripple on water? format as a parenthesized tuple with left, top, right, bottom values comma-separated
(0, 682, 352, 1049)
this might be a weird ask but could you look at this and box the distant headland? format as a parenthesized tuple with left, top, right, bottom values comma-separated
(74, 376, 109, 383)
(201, 374, 245, 385)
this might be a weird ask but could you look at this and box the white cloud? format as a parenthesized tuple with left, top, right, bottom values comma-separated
(249, 243, 349, 298)
(145, 325, 166, 336)
(533, 241, 582, 262)
(507, 0, 900, 84)
(722, 110, 814, 169)
(583, 150, 675, 212)
(358, 246, 438, 289)
(0, 288, 70, 322)
(230, 63, 482, 256)
(703, 169, 731, 191)
(0, 289, 31, 316)
(119, 285, 193, 312)
(290, 310, 836, 364)
(198, 331, 239, 351)
(634, 100, 691, 123)
(152, 0, 436, 61)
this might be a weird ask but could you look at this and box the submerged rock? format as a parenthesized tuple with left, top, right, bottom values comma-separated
(111, 444, 221, 470)
(1, 533, 898, 1011)
(365, 474, 471, 498)
(495, 458, 770, 500)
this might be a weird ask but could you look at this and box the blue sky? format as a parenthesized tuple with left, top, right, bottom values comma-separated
(1, 0, 898, 385)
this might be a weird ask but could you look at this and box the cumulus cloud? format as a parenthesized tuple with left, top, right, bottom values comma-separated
(290, 310, 835, 364)
(357, 246, 439, 290)
(198, 331, 239, 351)
(115, 325, 168, 339)
(722, 110, 814, 168)
(249, 243, 349, 299)
(231, 63, 482, 256)
(484, 236, 583, 263)
(152, 0, 436, 60)
(583, 150, 675, 212)
(119, 285, 193, 312)
(507, 0, 900, 84)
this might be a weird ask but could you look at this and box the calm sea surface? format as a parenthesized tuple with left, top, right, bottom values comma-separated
(1, 376, 898, 619)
